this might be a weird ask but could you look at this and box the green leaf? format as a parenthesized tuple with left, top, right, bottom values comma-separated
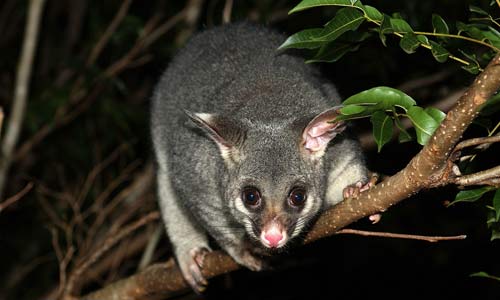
(280, 7, 365, 50)
(432, 14, 449, 34)
(469, 5, 490, 16)
(370, 111, 393, 152)
(343, 86, 417, 109)
(491, 228, 500, 241)
(493, 189, 500, 222)
(289, 0, 363, 14)
(362, 5, 383, 22)
(470, 272, 500, 281)
(462, 62, 481, 74)
(306, 31, 370, 63)
(459, 49, 478, 62)
(482, 26, 500, 48)
(307, 43, 360, 63)
(279, 28, 326, 49)
(399, 32, 420, 54)
(457, 22, 500, 49)
(425, 107, 446, 124)
(458, 49, 482, 74)
(340, 104, 366, 115)
(449, 187, 495, 206)
(406, 106, 439, 145)
(320, 8, 366, 42)
(378, 14, 393, 46)
(390, 18, 413, 33)
(394, 116, 412, 143)
(429, 40, 450, 63)
(487, 206, 500, 241)
(417, 35, 429, 46)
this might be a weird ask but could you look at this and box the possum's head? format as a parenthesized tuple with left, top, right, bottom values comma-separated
(186, 108, 345, 249)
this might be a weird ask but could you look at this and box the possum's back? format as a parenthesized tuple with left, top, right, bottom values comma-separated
(151, 22, 337, 128)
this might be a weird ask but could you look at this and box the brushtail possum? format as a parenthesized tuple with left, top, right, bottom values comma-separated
(151, 23, 367, 291)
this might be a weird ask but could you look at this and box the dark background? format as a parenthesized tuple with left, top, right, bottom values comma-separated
(0, 0, 499, 299)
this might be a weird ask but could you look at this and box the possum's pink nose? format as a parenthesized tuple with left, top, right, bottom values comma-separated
(261, 226, 286, 248)
(265, 232, 283, 247)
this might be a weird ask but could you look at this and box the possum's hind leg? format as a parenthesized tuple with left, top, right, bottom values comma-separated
(157, 169, 211, 292)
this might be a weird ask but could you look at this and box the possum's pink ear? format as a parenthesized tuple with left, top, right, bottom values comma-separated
(185, 111, 243, 164)
(302, 107, 346, 158)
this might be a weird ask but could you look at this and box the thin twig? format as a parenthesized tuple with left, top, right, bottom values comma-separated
(86, 0, 133, 66)
(76, 143, 131, 206)
(222, 0, 233, 24)
(14, 81, 106, 162)
(63, 212, 160, 298)
(454, 165, 500, 187)
(0, 181, 33, 213)
(453, 135, 500, 152)
(78, 161, 142, 257)
(81, 233, 151, 287)
(414, 31, 500, 53)
(14, 8, 185, 164)
(138, 224, 163, 270)
(50, 227, 75, 300)
(0, 107, 4, 136)
(37, 191, 68, 232)
(336, 228, 466, 243)
(141, 10, 187, 49)
(175, 0, 204, 46)
(0, 0, 46, 199)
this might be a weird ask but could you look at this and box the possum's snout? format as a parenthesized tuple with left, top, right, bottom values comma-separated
(260, 221, 288, 248)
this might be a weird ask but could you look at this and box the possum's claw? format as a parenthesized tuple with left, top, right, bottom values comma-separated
(342, 174, 378, 199)
(343, 174, 381, 223)
(178, 247, 210, 293)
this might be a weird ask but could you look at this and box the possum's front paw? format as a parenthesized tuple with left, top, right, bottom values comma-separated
(342, 174, 378, 199)
(343, 174, 381, 224)
(342, 181, 371, 198)
(177, 246, 210, 293)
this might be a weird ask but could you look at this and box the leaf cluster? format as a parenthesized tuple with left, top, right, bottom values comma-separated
(337, 86, 445, 151)
(281, 0, 500, 73)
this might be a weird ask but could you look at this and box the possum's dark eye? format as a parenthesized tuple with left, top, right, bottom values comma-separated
(242, 187, 261, 207)
(289, 188, 307, 207)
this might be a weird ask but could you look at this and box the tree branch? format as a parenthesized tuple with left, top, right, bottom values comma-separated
(64, 212, 160, 298)
(222, 0, 233, 24)
(0, 0, 46, 199)
(335, 228, 466, 242)
(86, 0, 133, 66)
(453, 135, 500, 152)
(0, 181, 33, 213)
(454, 165, 500, 187)
(13, 4, 187, 164)
(81, 53, 500, 300)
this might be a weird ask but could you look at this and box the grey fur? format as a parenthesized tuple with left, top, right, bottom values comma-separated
(151, 23, 367, 290)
